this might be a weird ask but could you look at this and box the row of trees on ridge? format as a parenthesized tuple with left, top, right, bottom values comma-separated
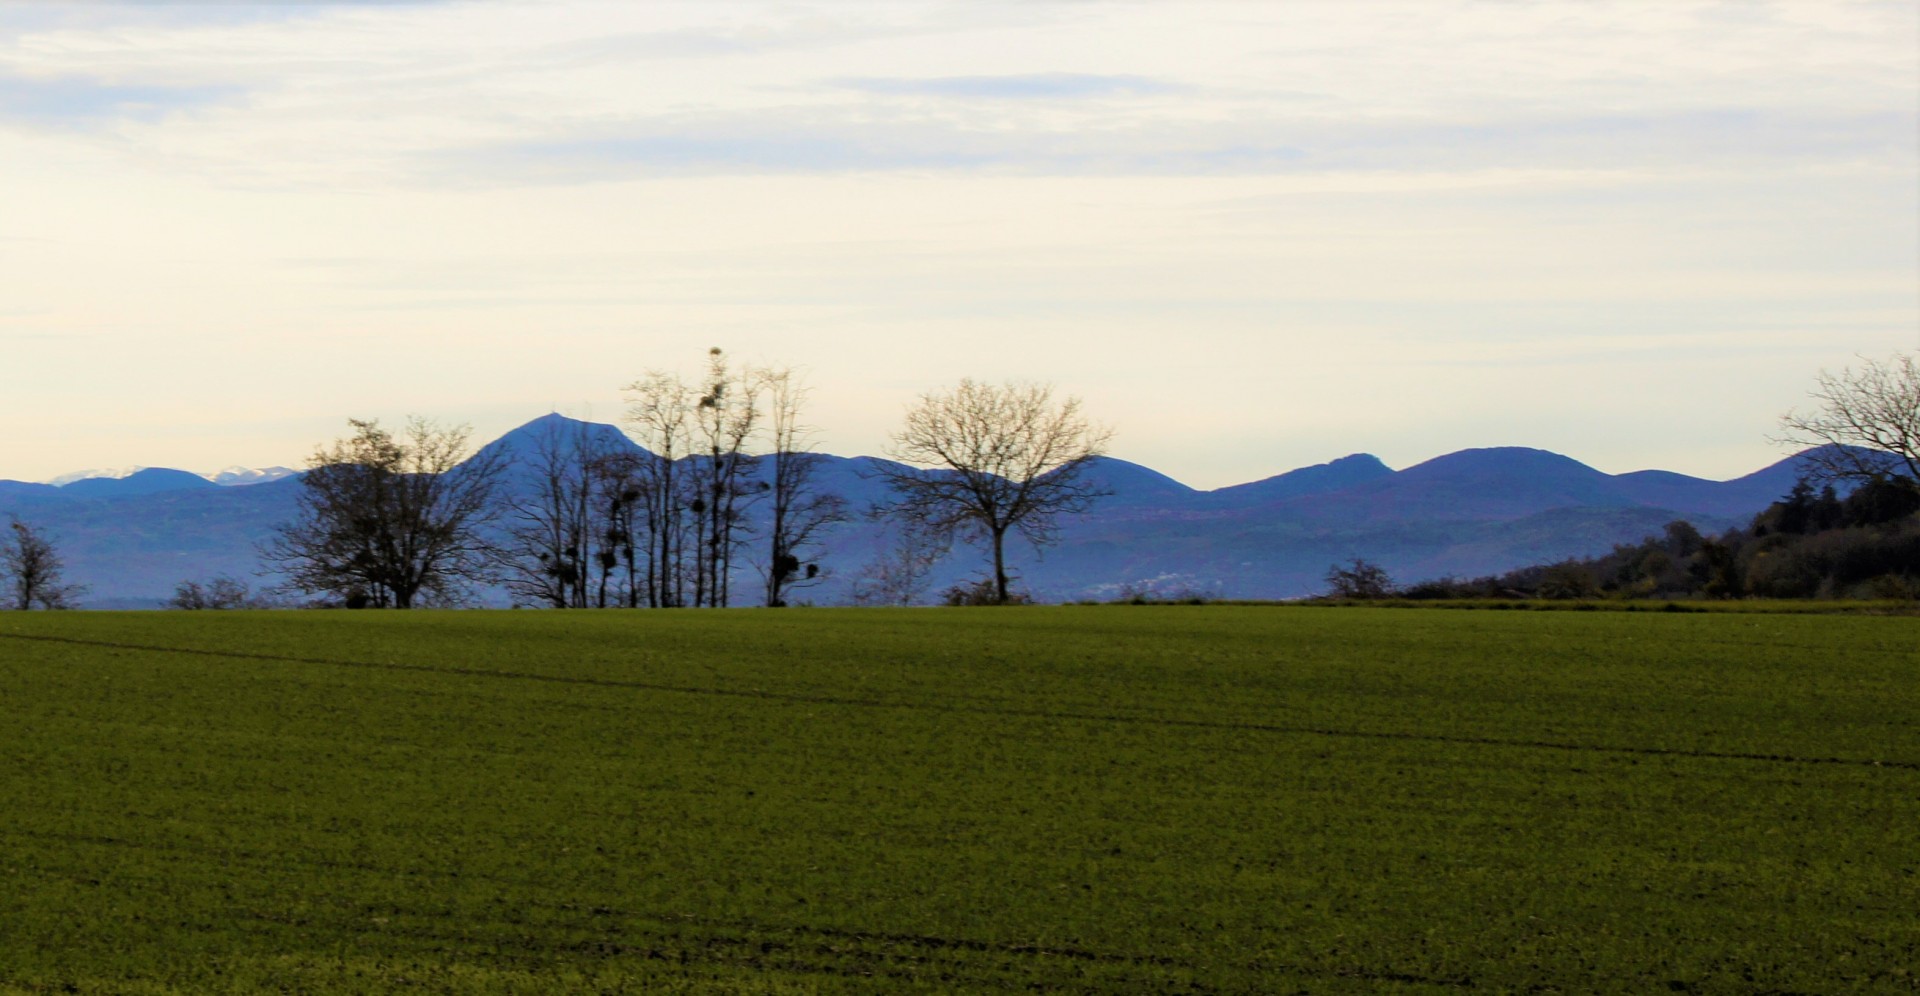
(8, 350, 1907, 609)
(249, 350, 1111, 609)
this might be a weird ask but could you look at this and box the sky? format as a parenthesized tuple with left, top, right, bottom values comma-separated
(1, 0, 1915, 489)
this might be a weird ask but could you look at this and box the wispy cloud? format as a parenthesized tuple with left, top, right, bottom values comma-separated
(0, 72, 237, 126)
(831, 73, 1181, 100)
(439, 112, 1308, 182)
(436, 105, 1904, 185)
(1302, 108, 1916, 173)
(551, 16, 946, 63)
(7, 2, 1910, 187)
(0, 2, 437, 41)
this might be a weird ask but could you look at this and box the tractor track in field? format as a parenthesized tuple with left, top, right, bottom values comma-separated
(7, 631, 1918, 773)
(12, 829, 1478, 991)
(6, 830, 1186, 989)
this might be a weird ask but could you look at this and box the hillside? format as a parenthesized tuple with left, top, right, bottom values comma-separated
(57, 467, 219, 498)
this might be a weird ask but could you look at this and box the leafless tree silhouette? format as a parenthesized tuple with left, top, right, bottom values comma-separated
(3, 518, 87, 609)
(872, 379, 1110, 604)
(757, 366, 847, 607)
(1776, 351, 1919, 490)
(263, 417, 504, 609)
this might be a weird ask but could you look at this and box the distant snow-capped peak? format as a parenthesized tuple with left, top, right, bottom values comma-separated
(41, 465, 297, 487)
(206, 466, 297, 486)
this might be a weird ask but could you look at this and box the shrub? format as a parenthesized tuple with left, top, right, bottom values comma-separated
(170, 576, 276, 610)
(1323, 558, 1395, 600)
(1536, 562, 1599, 600)
(1866, 574, 1919, 601)
(943, 578, 1033, 606)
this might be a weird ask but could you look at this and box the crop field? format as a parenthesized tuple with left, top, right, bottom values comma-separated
(1, 607, 1916, 993)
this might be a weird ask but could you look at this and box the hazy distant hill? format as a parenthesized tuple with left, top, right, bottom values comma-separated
(58, 468, 219, 498)
(0, 477, 304, 608)
(1074, 456, 1201, 510)
(0, 414, 1839, 606)
(43, 467, 147, 487)
(0, 480, 62, 501)
(1201, 453, 1394, 509)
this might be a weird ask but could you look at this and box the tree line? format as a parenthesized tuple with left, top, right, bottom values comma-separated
(1339, 479, 1919, 603)
(2, 353, 1109, 611)
(483, 351, 857, 610)
(1324, 351, 1920, 602)
(10, 349, 1908, 609)
(161, 350, 1107, 611)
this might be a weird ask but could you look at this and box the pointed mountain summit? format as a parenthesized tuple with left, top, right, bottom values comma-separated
(474, 415, 651, 491)
(478, 413, 649, 463)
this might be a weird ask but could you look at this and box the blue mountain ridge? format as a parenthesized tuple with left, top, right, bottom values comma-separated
(1202, 453, 1394, 508)
(58, 467, 219, 498)
(0, 414, 1846, 606)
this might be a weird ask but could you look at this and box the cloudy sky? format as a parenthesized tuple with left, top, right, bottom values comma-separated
(1, 1, 1914, 488)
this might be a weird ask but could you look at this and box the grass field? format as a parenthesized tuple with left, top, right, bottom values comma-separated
(1, 607, 1915, 993)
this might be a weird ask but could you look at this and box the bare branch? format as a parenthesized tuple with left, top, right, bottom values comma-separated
(261, 417, 504, 609)
(3, 518, 88, 609)
(1774, 351, 1920, 489)
(756, 365, 848, 607)
(870, 379, 1111, 604)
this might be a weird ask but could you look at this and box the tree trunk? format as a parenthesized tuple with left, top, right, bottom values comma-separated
(992, 527, 1009, 604)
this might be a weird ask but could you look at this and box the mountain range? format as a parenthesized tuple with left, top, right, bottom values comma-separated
(35, 466, 297, 490)
(0, 413, 1822, 607)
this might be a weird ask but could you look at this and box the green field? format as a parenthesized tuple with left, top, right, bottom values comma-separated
(1, 608, 1915, 993)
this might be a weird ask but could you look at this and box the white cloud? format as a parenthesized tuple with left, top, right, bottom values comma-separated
(6, 1, 1910, 186)
(830, 73, 1183, 99)
(0, 71, 237, 126)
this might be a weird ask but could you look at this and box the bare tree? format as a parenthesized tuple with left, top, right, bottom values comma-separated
(500, 417, 610, 608)
(262, 417, 505, 609)
(1776, 351, 1920, 490)
(691, 348, 760, 607)
(871, 379, 1112, 604)
(624, 370, 696, 607)
(757, 366, 848, 606)
(625, 352, 842, 608)
(1323, 558, 1394, 600)
(170, 575, 274, 610)
(848, 517, 950, 607)
(589, 449, 645, 609)
(2, 518, 87, 609)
